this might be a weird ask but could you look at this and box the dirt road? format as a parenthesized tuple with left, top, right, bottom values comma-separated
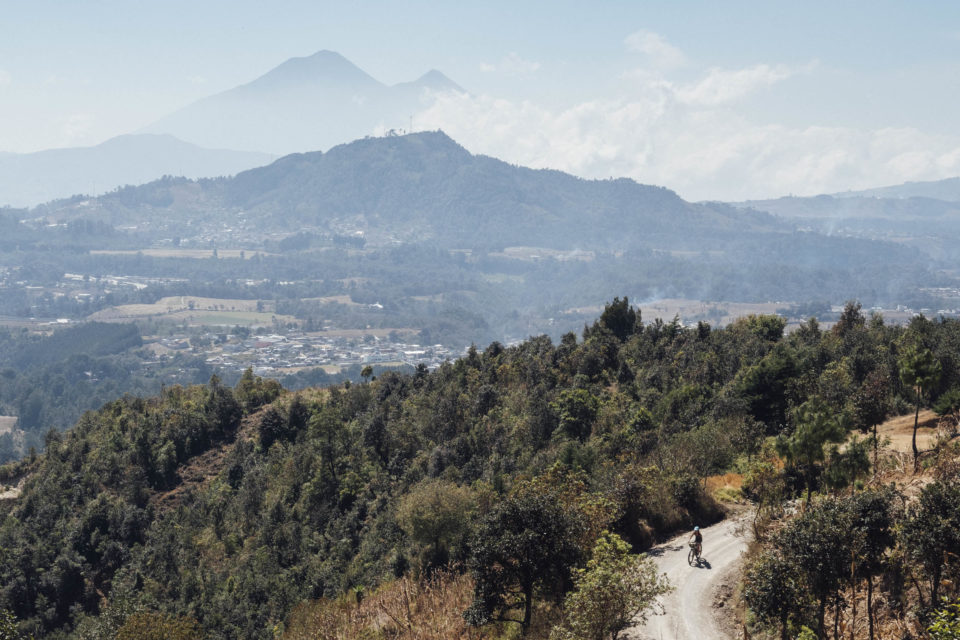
(628, 516, 749, 640)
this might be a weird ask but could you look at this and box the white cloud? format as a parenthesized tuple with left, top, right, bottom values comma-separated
(414, 90, 960, 201)
(624, 30, 686, 69)
(419, 39, 953, 201)
(0, 70, 10, 87)
(57, 113, 95, 145)
(675, 63, 796, 106)
(187, 75, 208, 85)
(479, 52, 541, 76)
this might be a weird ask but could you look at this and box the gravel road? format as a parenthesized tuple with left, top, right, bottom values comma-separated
(628, 516, 749, 640)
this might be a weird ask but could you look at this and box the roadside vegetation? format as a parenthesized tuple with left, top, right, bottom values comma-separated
(1, 299, 959, 638)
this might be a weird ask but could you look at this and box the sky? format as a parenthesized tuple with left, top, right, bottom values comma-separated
(2, 0, 960, 200)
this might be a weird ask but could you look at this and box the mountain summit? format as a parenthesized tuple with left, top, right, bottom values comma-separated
(398, 69, 464, 93)
(238, 50, 384, 93)
(142, 51, 464, 155)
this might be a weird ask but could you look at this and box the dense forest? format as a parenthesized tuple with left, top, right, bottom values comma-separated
(1, 299, 959, 639)
(0, 322, 391, 464)
(0, 323, 214, 462)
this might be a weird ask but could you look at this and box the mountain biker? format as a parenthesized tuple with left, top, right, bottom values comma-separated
(689, 526, 703, 556)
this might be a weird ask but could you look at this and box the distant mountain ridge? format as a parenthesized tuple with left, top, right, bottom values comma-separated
(0, 134, 274, 208)
(39, 131, 786, 251)
(141, 50, 465, 155)
(831, 176, 960, 202)
(730, 180, 960, 261)
(0, 50, 462, 208)
(18, 130, 944, 335)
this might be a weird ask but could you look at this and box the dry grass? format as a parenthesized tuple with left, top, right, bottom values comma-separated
(706, 472, 745, 503)
(283, 571, 484, 640)
(87, 295, 302, 326)
(741, 443, 960, 639)
(875, 409, 942, 453)
(282, 571, 559, 640)
(89, 296, 274, 320)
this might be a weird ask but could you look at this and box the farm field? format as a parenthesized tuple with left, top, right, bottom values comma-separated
(89, 296, 271, 318)
(165, 310, 296, 326)
(299, 295, 362, 306)
(90, 249, 271, 259)
(87, 296, 288, 326)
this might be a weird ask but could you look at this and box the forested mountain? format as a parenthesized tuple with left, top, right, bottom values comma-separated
(831, 176, 960, 202)
(34, 132, 839, 252)
(16, 131, 952, 330)
(0, 135, 274, 208)
(141, 51, 463, 155)
(733, 188, 960, 261)
(0, 323, 215, 461)
(2, 300, 959, 638)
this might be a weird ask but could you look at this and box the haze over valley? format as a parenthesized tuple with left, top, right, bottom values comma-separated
(2, 4, 960, 640)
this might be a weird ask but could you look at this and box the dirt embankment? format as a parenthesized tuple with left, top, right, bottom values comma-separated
(148, 407, 265, 513)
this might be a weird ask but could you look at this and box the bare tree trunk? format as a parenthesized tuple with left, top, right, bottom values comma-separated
(910, 574, 927, 610)
(522, 580, 533, 634)
(867, 575, 874, 640)
(932, 564, 942, 605)
(850, 559, 857, 640)
(912, 394, 921, 474)
(872, 423, 879, 473)
(818, 597, 827, 640)
(834, 593, 841, 640)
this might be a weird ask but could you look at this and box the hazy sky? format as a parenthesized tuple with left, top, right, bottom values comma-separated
(3, 0, 960, 200)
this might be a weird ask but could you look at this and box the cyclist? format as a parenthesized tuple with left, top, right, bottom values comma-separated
(689, 526, 703, 557)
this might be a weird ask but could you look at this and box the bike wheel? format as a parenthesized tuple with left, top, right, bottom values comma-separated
(687, 548, 695, 565)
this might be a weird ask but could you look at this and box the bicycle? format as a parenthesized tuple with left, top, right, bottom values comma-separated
(687, 541, 702, 566)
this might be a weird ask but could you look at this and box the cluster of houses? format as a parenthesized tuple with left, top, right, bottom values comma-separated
(187, 331, 459, 376)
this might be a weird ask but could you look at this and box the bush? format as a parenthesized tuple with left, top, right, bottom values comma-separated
(550, 532, 670, 640)
(929, 599, 960, 640)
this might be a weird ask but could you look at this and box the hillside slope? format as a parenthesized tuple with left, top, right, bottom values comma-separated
(0, 134, 274, 208)
(37, 131, 789, 251)
(3, 303, 960, 638)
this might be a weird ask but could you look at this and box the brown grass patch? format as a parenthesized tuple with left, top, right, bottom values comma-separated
(282, 570, 560, 640)
(89, 296, 276, 320)
(706, 473, 743, 493)
(706, 473, 744, 503)
(875, 410, 942, 453)
(283, 571, 484, 640)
